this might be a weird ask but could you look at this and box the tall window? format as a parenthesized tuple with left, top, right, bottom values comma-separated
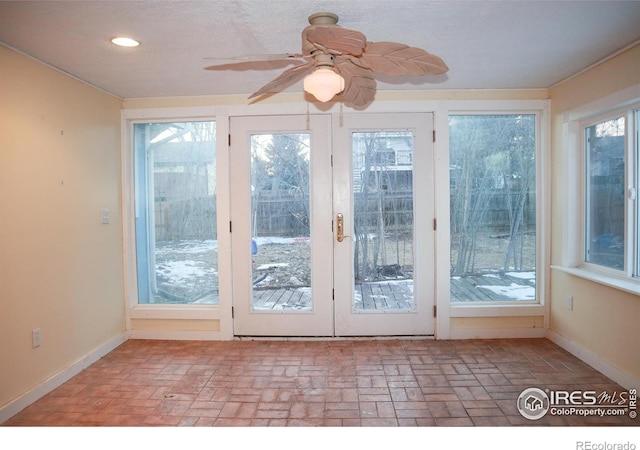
(584, 116, 626, 270)
(133, 121, 218, 304)
(449, 114, 537, 303)
(581, 108, 640, 277)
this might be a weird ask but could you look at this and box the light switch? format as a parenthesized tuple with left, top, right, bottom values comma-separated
(101, 209, 110, 224)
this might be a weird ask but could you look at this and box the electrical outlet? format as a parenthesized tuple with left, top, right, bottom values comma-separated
(32, 328, 41, 348)
(567, 296, 573, 311)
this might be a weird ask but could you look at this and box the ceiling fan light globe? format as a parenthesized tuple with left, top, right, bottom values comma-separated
(304, 68, 345, 102)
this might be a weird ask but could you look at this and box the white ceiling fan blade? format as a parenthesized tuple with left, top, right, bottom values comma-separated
(204, 13, 447, 107)
(205, 55, 308, 71)
(304, 26, 367, 56)
(248, 61, 315, 100)
(204, 53, 303, 61)
(336, 60, 376, 108)
(362, 42, 449, 76)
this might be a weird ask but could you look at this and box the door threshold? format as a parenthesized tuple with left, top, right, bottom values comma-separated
(234, 335, 435, 341)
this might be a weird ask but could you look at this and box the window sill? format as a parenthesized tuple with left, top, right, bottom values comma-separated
(551, 265, 640, 296)
(129, 304, 220, 320)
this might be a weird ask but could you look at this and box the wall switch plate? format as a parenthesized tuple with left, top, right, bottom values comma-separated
(101, 209, 110, 224)
(567, 296, 573, 311)
(32, 328, 41, 348)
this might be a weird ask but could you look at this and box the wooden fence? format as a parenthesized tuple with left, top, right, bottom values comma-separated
(154, 190, 537, 241)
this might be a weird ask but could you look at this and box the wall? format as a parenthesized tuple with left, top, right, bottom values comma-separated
(548, 44, 640, 385)
(0, 46, 126, 417)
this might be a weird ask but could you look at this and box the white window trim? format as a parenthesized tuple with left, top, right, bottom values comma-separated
(442, 101, 550, 326)
(120, 100, 550, 340)
(121, 107, 232, 332)
(554, 83, 640, 295)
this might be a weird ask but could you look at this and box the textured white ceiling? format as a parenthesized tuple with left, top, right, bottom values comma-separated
(1, 0, 639, 99)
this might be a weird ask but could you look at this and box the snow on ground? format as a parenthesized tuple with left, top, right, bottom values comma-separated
(253, 236, 309, 245)
(476, 282, 535, 300)
(157, 260, 215, 284)
(156, 239, 217, 255)
(506, 271, 536, 280)
(153, 238, 535, 304)
(156, 240, 218, 286)
(256, 263, 289, 270)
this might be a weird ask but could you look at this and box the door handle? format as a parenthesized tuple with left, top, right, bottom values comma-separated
(336, 213, 350, 242)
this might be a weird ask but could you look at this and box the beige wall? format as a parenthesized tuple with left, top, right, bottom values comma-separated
(0, 46, 125, 409)
(548, 44, 640, 381)
(122, 88, 548, 109)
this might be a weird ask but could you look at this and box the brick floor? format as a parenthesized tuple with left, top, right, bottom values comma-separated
(3, 338, 637, 426)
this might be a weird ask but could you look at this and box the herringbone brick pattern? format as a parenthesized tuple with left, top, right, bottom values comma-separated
(4, 338, 637, 426)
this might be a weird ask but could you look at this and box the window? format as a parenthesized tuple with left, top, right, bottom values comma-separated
(556, 86, 640, 293)
(582, 107, 640, 277)
(133, 121, 218, 304)
(449, 114, 537, 303)
(584, 116, 626, 270)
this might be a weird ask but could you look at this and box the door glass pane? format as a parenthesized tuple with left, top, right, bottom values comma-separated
(449, 115, 536, 302)
(352, 131, 415, 311)
(585, 116, 625, 270)
(250, 133, 312, 311)
(134, 121, 218, 304)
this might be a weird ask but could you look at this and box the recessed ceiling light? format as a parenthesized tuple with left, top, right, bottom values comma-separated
(110, 37, 140, 47)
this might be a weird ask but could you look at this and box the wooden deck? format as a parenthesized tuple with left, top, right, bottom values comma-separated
(450, 272, 536, 302)
(250, 272, 536, 310)
(354, 280, 414, 311)
(252, 286, 312, 310)
(251, 280, 414, 311)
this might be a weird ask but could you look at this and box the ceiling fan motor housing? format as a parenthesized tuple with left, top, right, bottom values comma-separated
(302, 12, 340, 55)
(308, 12, 339, 25)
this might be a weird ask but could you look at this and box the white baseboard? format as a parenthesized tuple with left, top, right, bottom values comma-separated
(449, 327, 546, 340)
(0, 332, 128, 424)
(546, 329, 639, 390)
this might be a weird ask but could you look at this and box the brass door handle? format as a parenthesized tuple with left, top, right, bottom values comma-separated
(336, 213, 350, 242)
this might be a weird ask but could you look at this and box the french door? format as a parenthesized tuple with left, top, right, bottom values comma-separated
(230, 115, 333, 336)
(230, 113, 435, 336)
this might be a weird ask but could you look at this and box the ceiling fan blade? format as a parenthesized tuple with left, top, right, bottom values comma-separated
(248, 61, 315, 99)
(204, 53, 303, 61)
(336, 60, 377, 108)
(304, 26, 367, 56)
(205, 56, 307, 71)
(361, 41, 449, 76)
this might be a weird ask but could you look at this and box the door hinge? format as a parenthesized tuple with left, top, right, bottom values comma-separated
(229, 221, 232, 233)
(231, 306, 234, 318)
(433, 305, 437, 317)
(332, 288, 335, 300)
(432, 130, 436, 143)
(228, 134, 231, 146)
(433, 218, 437, 231)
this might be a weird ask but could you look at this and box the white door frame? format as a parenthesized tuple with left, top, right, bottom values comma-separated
(230, 112, 436, 337)
(230, 114, 334, 336)
(332, 113, 436, 336)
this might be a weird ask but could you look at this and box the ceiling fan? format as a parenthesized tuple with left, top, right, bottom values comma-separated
(205, 12, 448, 108)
